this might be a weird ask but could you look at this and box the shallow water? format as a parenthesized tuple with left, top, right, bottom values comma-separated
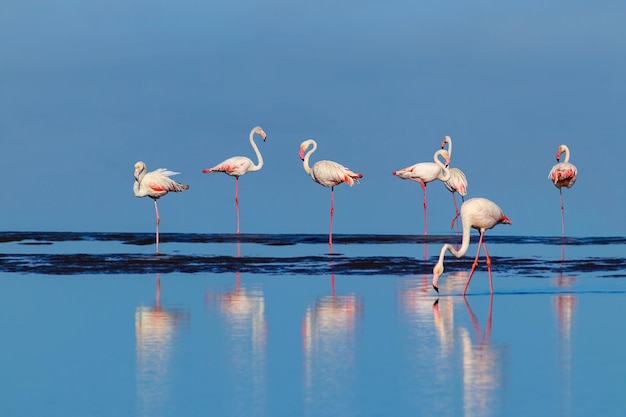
(1, 232, 625, 417)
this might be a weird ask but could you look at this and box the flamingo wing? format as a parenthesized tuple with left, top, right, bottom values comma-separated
(393, 162, 441, 183)
(205, 156, 253, 177)
(549, 162, 577, 188)
(444, 167, 468, 195)
(311, 160, 362, 187)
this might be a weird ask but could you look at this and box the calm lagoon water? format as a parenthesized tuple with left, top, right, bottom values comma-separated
(1, 232, 625, 417)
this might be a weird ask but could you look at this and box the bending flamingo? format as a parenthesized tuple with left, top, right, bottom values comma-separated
(299, 139, 363, 248)
(202, 126, 267, 234)
(548, 144, 577, 236)
(440, 135, 468, 230)
(134, 161, 189, 254)
(432, 197, 511, 295)
(392, 149, 451, 235)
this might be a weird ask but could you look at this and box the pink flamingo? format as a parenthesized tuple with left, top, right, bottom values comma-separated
(134, 161, 189, 254)
(548, 144, 577, 236)
(432, 198, 511, 295)
(440, 136, 468, 230)
(392, 149, 451, 235)
(299, 139, 363, 248)
(202, 126, 267, 234)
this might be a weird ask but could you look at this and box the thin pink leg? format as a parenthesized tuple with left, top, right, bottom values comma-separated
(329, 187, 335, 248)
(235, 177, 241, 234)
(153, 199, 160, 254)
(463, 231, 485, 296)
(559, 188, 565, 236)
(420, 182, 428, 235)
(483, 240, 493, 294)
(450, 192, 460, 231)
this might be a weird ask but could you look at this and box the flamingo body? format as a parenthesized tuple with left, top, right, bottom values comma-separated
(134, 161, 189, 253)
(548, 144, 577, 235)
(299, 139, 363, 248)
(432, 197, 511, 295)
(202, 126, 267, 233)
(393, 149, 450, 234)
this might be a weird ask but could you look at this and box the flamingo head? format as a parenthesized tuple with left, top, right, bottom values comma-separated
(134, 161, 146, 181)
(432, 262, 444, 293)
(299, 141, 310, 160)
(441, 135, 451, 149)
(500, 214, 512, 225)
(555, 144, 566, 162)
(253, 126, 267, 142)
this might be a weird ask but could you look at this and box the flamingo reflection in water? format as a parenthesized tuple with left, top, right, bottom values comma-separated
(458, 295, 505, 417)
(136, 274, 189, 417)
(302, 274, 362, 416)
(553, 244, 577, 417)
(206, 259, 267, 416)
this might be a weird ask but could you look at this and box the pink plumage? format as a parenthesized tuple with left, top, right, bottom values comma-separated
(133, 161, 189, 254)
(202, 126, 267, 234)
(299, 139, 363, 248)
(432, 197, 511, 295)
(393, 149, 450, 235)
(548, 144, 577, 235)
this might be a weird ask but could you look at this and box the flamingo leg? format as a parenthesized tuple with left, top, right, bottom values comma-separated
(450, 192, 460, 231)
(420, 182, 428, 235)
(559, 188, 565, 236)
(329, 187, 335, 248)
(235, 177, 241, 234)
(463, 230, 485, 296)
(153, 199, 160, 254)
(483, 240, 494, 294)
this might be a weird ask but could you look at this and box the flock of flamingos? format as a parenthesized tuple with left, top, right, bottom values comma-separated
(133, 126, 578, 295)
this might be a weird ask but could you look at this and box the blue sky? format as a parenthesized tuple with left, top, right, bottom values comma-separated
(1, 1, 624, 236)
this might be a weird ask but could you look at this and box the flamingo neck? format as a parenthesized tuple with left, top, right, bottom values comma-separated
(434, 219, 472, 268)
(249, 129, 264, 171)
(561, 145, 570, 163)
(434, 149, 451, 182)
(302, 140, 317, 175)
(133, 167, 146, 196)
(444, 136, 452, 159)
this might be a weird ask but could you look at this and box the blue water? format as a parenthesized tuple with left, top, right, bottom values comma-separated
(1, 232, 625, 417)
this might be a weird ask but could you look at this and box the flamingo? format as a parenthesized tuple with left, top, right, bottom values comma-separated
(134, 161, 189, 254)
(440, 136, 468, 230)
(202, 126, 267, 234)
(392, 149, 451, 235)
(548, 144, 577, 236)
(432, 197, 511, 295)
(299, 139, 363, 248)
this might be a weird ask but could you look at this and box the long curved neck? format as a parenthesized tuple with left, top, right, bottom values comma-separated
(302, 140, 317, 175)
(434, 150, 451, 182)
(249, 129, 264, 171)
(133, 168, 145, 196)
(436, 220, 472, 264)
(561, 145, 570, 163)
(444, 136, 452, 159)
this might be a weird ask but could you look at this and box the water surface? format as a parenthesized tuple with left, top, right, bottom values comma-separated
(1, 232, 625, 417)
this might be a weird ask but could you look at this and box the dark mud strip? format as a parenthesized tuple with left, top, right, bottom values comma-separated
(1, 253, 625, 276)
(1, 232, 625, 246)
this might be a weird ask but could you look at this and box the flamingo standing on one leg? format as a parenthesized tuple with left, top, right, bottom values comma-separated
(299, 139, 363, 249)
(440, 135, 468, 230)
(548, 144, 577, 236)
(432, 197, 511, 295)
(392, 149, 452, 235)
(202, 126, 267, 234)
(134, 161, 189, 254)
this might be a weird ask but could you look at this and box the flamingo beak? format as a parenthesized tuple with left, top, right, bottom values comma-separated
(299, 148, 305, 160)
(433, 284, 439, 293)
